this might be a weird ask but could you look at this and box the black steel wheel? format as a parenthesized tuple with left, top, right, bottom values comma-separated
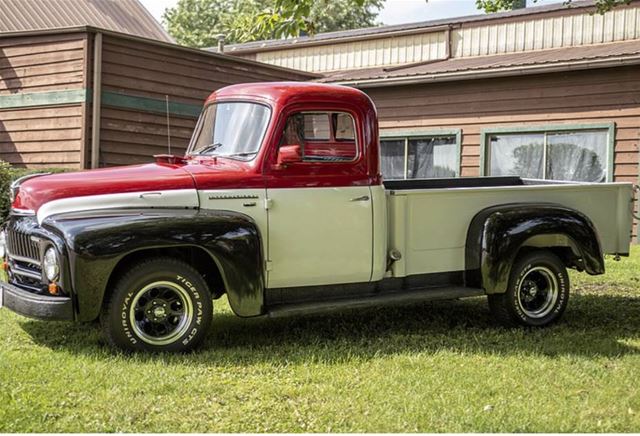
(100, 257, 213, 352)
(488, 250, 570, 327)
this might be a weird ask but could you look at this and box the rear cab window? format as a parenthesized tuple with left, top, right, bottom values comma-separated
(280, 111, 358, 162)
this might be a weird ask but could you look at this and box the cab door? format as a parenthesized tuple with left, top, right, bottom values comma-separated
(264, 109, 373, 289)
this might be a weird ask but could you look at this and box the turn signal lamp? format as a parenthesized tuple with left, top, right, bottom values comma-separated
(48, 283, 59, 296)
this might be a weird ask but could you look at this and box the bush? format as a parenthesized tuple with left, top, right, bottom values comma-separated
(0, 161, 70, 222)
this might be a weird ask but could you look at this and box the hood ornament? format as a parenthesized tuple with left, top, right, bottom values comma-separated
(9, 172, 50, 202)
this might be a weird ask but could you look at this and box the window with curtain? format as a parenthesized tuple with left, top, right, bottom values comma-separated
(380, 135, 458, 180)
(487, 128, 609, 182)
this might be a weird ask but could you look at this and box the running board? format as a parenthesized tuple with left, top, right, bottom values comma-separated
(266, 286, 484, 318)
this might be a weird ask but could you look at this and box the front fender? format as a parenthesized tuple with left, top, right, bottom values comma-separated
(465, 203, 604, 294)
(42, 208, 264, 321)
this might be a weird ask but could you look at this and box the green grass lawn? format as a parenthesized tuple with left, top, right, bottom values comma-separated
(1, 250, 639, 432)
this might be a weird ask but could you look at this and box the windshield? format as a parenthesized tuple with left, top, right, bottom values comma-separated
(188, 102, 271, 159)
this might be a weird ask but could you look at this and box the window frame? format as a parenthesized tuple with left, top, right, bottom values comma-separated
(480, 123, 615, 182)
(282, 110, 360, 164)
(379, 129, 462, 179)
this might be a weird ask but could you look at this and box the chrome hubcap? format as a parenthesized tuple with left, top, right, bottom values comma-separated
(130, 281, 194, 345)
(517, 266, 559, 319)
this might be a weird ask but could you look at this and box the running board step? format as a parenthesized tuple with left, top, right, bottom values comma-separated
(267, 286, 484, 318)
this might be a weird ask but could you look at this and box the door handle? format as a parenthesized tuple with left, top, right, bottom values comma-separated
(140, 192, 162, 199)
(350, 195, 370, 202)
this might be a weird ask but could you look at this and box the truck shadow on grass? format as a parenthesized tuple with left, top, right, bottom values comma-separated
(19, 291, 640, 363)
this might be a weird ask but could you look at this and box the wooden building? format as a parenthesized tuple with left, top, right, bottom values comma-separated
(0, 0, 638, 240)
(0, 27, 315, 169)
(226, 0, 640, 187)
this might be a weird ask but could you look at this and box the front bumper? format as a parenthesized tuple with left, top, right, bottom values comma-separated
(1, 281, 73, 321)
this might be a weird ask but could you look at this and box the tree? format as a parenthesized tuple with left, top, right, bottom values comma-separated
(476, 0, 631, 14)
(163, 0, 384, 48)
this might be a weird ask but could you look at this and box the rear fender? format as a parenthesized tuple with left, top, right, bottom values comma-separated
(465, 203, 604, 294)
(42, 208, 264, 321)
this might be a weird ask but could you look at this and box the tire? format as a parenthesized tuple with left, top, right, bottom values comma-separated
(100, 257, 213, 352)
(488, 250, 569, 327)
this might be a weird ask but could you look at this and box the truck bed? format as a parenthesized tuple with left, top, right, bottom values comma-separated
(384, 176, 634, 278)
(383, 175, 592, 191)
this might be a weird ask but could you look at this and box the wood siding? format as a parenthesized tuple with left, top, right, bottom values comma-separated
(241, 4, 640, 73)
(98, 34, 312, 166)
(0, 33, 86, 168)
(368, 65, 640, 235)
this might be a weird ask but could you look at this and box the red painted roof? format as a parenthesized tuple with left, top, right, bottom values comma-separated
(207, 81, 373, 106)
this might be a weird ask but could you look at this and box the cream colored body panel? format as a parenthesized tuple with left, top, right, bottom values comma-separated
(197, 181, 632, 288)
(370, 184, 388, 282)
(266, 186, 373, 288)
(387, 181, 634, 278)
(37, 189, 199, 225)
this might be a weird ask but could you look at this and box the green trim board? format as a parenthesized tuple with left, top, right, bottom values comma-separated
(101, 91, 202, 118)
(380, 128, 462, 177)
(0, 89, 203, 118)
(0, 89, 89, 109)
(479, 123, 616, 183)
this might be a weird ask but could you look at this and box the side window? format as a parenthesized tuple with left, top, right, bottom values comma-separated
(280, 111, 358, 162)
(380, 135, 459, 179)
(333, 113, 355, 141)
(486, 128, 610, 182)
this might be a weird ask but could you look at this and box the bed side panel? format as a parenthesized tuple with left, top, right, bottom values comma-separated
(387, 183, 633, 277)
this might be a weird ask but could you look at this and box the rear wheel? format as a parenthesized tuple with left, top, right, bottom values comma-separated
(488, 250, 569, 327)
(100, 258, 213, 352)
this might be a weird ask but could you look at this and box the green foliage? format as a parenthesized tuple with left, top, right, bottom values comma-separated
(1, 249, 640, 431)
(477, 0, 632, 14)
(0, 162, 69, 223)
(163, 0, 383, 47)
(0, 161, 14, 224)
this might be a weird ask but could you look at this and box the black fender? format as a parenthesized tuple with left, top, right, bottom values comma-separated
(465, 203, 604, 294)
(42, 208, 264, 321)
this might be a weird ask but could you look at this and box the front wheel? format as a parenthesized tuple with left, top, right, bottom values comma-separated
(100, 258, 213, 352)
(488, 250, 570, 327)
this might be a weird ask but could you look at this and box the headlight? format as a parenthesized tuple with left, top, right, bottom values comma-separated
(43, 247, 60, 282)
(0, 231, 6, 259)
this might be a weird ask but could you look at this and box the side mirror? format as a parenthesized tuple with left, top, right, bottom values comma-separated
(277, 145, 302, 166)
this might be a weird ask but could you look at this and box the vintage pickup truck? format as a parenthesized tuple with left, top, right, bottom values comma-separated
(0, 82, 634, 352)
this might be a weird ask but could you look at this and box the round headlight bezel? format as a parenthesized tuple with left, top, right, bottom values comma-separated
(43, 247, 60, 282)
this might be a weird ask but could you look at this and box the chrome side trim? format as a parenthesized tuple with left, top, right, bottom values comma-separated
(208, 194, 260, 200)
(10, 208, 36, 216)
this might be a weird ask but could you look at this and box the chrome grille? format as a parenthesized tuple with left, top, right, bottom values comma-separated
(7, 228, 40, 263)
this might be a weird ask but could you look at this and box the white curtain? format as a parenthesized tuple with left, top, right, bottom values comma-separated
(381, 136, 457, 180)
(489, 130, 608, 182)
(547, 131, 607, 182)
(380, 139, 405, 179)
(490, 134, 544, 179)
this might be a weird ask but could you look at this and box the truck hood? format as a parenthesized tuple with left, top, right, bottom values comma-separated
(13, 163, 199, 220)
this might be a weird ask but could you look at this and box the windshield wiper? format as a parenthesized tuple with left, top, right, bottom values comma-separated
(220, 151, 258, 158)
(191, 143, 223, 155)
